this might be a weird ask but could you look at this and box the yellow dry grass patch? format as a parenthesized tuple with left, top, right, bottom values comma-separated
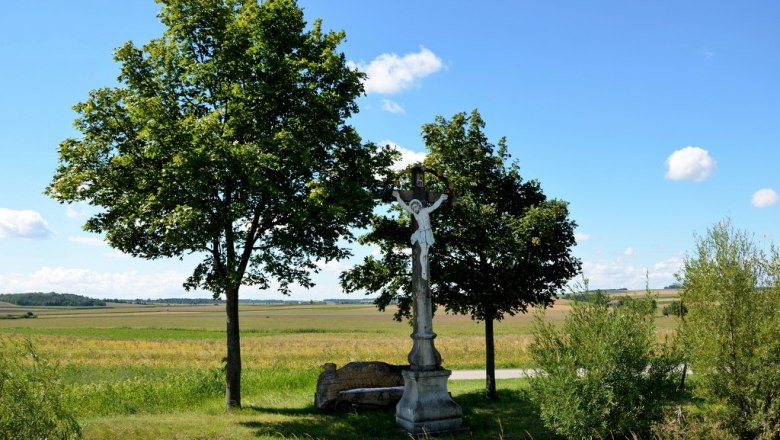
(14, 331, 536, 370)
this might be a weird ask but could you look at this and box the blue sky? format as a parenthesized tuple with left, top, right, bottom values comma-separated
(1, 1, 778, 300)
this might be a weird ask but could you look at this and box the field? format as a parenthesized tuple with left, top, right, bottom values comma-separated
(0, 290, 681, 439)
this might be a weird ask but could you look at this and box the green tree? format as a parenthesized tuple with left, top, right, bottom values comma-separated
(341, 110, 580, 399)
(1, 338, 81, 439)
(47, 0, 392, 409)
(662, 300, 687, 317)
(680, 220, 780, 438)
(530, 292, 681, 439)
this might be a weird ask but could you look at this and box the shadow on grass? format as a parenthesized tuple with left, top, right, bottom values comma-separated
(241, 389, 560, 439)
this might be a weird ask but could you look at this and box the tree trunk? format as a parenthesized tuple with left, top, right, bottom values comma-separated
(485, 316, 496, 400)
(225, 286, 241, 409)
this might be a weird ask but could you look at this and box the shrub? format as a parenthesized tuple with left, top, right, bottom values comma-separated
(680, 221, 780, 438)
(615, 294, 657, 313)
(662, 300, 688, 317)
(0, 337, 81, 439)
(530, 291, 682, 439)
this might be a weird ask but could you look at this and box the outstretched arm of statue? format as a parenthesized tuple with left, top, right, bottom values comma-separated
(428, 193, 448, 212)
(392, 190, 414, 214)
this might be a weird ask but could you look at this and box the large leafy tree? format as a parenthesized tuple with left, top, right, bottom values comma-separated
(342, 110, 580, 399)
(47, 0, 392, 409)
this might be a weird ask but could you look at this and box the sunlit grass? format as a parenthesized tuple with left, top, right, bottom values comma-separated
(0, 293, 682, 439)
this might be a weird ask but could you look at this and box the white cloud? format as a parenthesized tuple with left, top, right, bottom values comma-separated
(314, 259, 352, 273)
(68, 235, 107, 246)
(623, 247, 635, 256)
(751, 188, 778, 208)
(0, 266, 193, 298)
(349, 46, 444, 94)
(65, 204, 89, 219)
(380, 140, 427, 171)
(574, 233, 591, 243)
(665, 146, 716, 182)
(106, 250, 131, 258)
(580, 254, 683, 290)
(381, 99, 405, 114)
(0, 208, 53, 239)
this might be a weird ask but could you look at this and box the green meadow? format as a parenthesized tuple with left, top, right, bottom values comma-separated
(0, 292, 681, 439)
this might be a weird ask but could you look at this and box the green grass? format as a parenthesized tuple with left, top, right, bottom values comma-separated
(1, 297, 682, 439)
(78, 378, 559, 440)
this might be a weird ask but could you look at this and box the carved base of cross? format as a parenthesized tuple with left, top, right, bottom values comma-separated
(408, 332, 441, 371)
(396, 369, 464, 435)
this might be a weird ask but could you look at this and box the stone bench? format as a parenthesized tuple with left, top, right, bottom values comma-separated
(314, 361, 406, 411)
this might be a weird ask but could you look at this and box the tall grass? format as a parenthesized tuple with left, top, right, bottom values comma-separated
(65, 367, 223, 416)
(0, 337, 81, 439)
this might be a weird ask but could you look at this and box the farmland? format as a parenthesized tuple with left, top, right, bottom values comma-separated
(0, 290, 681, 439)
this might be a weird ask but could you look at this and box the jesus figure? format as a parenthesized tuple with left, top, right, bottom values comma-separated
(392, 190, 448, 280)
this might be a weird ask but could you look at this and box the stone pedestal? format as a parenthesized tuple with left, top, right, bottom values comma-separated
(396, 369, 464, 435)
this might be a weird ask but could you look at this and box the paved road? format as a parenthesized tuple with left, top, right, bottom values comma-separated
(451, 366, 690, 380)
(450, 369, 538, 380)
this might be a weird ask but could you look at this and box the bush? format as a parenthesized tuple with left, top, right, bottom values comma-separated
(530, 291, 682, 439)
(680, 221, 780, 439)
(614, 294, 657, 313)
(0, 337, 81, 439)
(662, 300, 688, 317)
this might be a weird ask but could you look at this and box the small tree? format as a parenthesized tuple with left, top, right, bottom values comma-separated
(680, 220, 780, 438)
(530, 292, 681, 438)
(1, 338, 81, 439)
(47, 0, 392, 409)
(662, 300, 687, 317)
(342, 110, 580, 399)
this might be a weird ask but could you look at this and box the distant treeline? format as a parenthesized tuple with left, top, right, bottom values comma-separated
(561, 288, 627, 301)
(0, 292, 106, 307)
(104, 298, 375, 305)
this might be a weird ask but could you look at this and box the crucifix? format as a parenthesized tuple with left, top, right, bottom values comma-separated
(388, 163, 464, 434)
(390, 164, 447, 371)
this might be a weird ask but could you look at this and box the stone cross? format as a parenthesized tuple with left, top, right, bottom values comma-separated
(389, 163, 464, 434)
(391, 164, 447, 371)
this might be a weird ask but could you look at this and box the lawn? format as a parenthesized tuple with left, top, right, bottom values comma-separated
(0, 292, 681, 439)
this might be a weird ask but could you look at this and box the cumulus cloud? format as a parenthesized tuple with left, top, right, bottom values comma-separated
(580, 254, 683, 290)
(0, 266, 192, 298)
(68, 235, 107, 246)
(751, 188, 778, 208)
(665, 146, 716, 182)
(380, 140, 427, 171)
(381, 99, 405, 114)
(0, 208, 53, 239)
(314, 259, 352, 273)
(624, 247, 635, 256)
(574, 233, 591, 243)
(65, 204, 90, 219)
(349, 46, 444, 94)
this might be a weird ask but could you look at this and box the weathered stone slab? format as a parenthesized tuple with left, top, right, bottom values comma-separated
(314, 361, 406, 410)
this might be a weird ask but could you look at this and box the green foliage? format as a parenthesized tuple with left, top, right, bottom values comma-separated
(46, 0, 393, 407)
(0, 337, 81, 439)
(0, 292, 105, 307)
(344, 109, 580, 318)
(614, 294, 657, 313)
(662, 300, 688, 317)
(530, 291, 682, 439)
(0, 311, 37, 320)
(341, 110, 580, 397)
(680, 220, 780, 438)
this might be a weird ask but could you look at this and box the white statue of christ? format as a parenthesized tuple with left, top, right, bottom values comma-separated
(393, 190, 448, 280)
